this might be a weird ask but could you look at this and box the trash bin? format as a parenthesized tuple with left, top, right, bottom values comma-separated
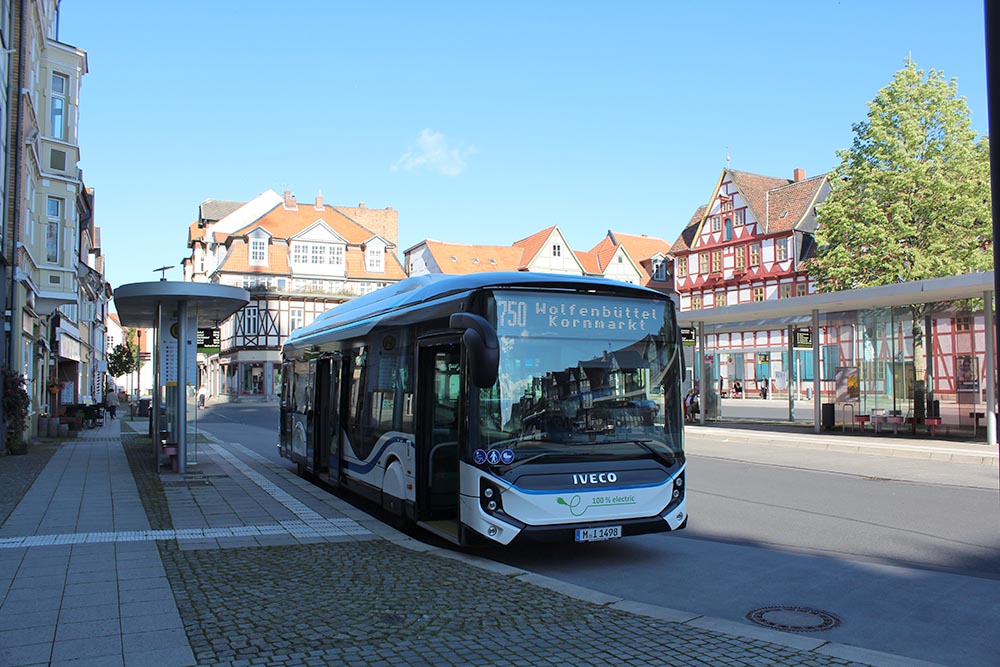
(138, 397, 151, 417)
(821, 403, 835, 431)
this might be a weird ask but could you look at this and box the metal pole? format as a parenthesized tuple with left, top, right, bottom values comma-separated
(813, 310, 821, 433)
(177, 300, 188, 475)
(985, 290, 996, 449)
(983, 0, 1000, 499)
(152, 305, 161, 461)
(697, 321, 706, 424)
(787, 325, 794, 421)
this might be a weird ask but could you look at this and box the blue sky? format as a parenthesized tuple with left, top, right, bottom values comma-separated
(59, 1, 989, 293)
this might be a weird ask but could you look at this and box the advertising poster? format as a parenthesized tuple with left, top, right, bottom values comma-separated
(835, 366, 859, 403)
(956, 355, 980, 395)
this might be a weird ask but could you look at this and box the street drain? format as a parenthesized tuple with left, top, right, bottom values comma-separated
(746, 606, 842, 633)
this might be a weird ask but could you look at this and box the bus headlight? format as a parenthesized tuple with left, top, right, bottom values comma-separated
(480, 479, 503, 514)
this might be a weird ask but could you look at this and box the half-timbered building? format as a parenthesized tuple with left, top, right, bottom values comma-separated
(670, 168, 829, 394)
(182, 190, 406, 399)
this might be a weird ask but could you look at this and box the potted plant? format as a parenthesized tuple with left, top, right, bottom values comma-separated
(47, 379, 63, 395)
(3, 369, 31, 455)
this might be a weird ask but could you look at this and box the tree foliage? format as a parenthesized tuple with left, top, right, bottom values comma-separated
(108, 328, 141, 379)
(810, 59, 991, 292)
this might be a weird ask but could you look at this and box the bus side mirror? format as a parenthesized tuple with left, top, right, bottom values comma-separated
(449, 312, 499, 388)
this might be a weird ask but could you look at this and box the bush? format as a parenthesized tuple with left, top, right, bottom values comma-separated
(2, 368, 30, 454)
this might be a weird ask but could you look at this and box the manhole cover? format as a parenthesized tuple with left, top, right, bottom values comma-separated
(746, 606, 842, 632)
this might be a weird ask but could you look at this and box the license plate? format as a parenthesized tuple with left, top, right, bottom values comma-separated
(575, 525, 622, 542)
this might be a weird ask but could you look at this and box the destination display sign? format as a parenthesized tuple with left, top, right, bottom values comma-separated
(680, 327, 696, 346)
(494, 294, 665, 337)
(793, 327, 812, 349)
(197, 328, 221, 348)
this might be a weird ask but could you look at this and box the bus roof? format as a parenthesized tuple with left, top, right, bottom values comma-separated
(282, 271, 668, 354)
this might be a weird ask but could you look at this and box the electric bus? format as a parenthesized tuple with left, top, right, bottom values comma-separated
(279, 272, 686, 545)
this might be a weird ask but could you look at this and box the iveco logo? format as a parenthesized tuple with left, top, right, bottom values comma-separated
(572, 472, 618, 485)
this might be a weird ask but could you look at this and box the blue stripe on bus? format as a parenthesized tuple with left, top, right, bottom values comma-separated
(343, 435, 413, 475)
(479, 469, 679, 495)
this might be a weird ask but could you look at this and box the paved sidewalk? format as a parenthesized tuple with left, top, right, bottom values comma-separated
(0, 418, 953, 667)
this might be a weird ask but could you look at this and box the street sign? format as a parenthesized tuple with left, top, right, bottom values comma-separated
(794, 327, 813, 349)
(757, 352, 770, 364)
(680, 327, 696, 346)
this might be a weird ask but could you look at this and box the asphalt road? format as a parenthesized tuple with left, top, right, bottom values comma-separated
(191, 401, 1000, 667)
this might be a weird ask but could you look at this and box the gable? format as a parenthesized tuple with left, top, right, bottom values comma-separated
(293, 221, 348, 244)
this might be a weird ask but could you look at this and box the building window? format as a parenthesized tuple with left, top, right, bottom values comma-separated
(734, 210, 745, 225)
(289, 308, 303, 332)
(311, 244, 326, 264)
(724, 218, 733, 241)
(366, 246, 384, 271)
(954, 316, 972, 332)
(711, 250, 721, 273)
(552, 244, 562, 257)
(715, 289, 727, 307)
(776, 240, 788, 261)
(749, 243, 761, 267)
(46, 197, 62, 263)
(250, 238, 266, 263)
(691, 294, 702, 310)
(796, 283, 808, 297)
(734, 245, 745, 270)
(699, 253, 708, 274)
(711, 215, 722, 232)
(330, 245, 344, 266)
(722, 200, 733, 212)
(676, 257, 687, 278)
(292, 243, 308, 264)
(753, 286, 765, 302)
(653, 260, 666, 281)
(243, 306, 258, 336)
(780, 284, 792, 299)
(51, 73, 67, 141)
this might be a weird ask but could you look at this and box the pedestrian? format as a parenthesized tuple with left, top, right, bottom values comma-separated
(733, 379, 742, 398)
(105, 390, 118, 420)
(198, 385, 207, 408)
(760, 377, 769, 400)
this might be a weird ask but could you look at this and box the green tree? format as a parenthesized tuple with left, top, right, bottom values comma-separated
(811, 58, 991, 288)
(810, 59, 991, 419)
(108, 328, 141, 379)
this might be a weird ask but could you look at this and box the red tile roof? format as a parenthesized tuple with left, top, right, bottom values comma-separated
(420, 240, 524, 274)
(512, 226, 557, 269)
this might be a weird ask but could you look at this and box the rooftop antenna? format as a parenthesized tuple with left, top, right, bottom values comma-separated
(153, 265, 173, 281)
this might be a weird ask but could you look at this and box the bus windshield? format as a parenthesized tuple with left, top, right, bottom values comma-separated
(479, 291, 683, 465)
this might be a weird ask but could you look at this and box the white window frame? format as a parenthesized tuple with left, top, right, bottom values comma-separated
(289, 308, 303, 332)
(292, 243, 308, 264)
(46, 197, 62, 263)
(330, 245, 344, 266)
(51, 73, 67, 141)
(552, 244, 562, 257)
(250, 238, 267, 264)
(243, 306, 258, 336)
(366, 246, 384, 272)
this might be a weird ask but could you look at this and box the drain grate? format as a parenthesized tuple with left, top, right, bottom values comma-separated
(746, 606, 842, 632)
(162, 479, 212, 487)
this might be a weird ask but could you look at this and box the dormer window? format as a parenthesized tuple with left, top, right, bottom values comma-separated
(250, 238, 267, 265)
(653, 259, 666, 281)
(366, 246, 384, 272)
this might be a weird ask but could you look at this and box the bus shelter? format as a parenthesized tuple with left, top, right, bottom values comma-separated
(113, 282, 249, 473)
(678, 271, 997, 448)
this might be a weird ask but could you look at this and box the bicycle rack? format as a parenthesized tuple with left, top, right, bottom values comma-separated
(841, 403, 855, 432)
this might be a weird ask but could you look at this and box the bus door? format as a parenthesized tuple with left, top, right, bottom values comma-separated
(314, 355, 343, 485)
(416, 337, 464, 526)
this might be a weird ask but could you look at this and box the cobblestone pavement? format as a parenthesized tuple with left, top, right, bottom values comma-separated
(0, 440, 60, 526)
(116, 434, 875, 667)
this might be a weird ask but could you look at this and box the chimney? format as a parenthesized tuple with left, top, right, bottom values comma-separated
(283, 190, 297, 210)
(315, 191, 323, 210)
(793, 168, 806, 182)
(358, 201, 366, 209)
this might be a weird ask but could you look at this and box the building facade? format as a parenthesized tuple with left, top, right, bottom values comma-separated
(1, 1, 109, 442)
(670, 168, 829, 394)
(182, 189, 406, 399)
